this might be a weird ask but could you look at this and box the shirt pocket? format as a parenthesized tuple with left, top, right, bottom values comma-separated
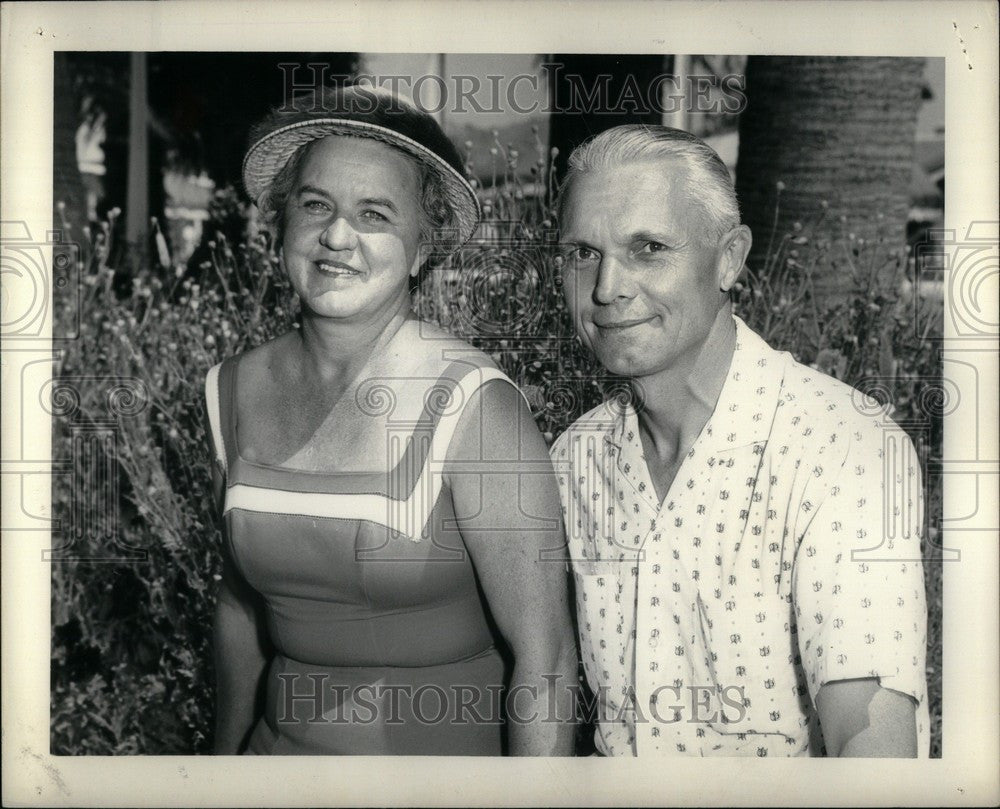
(694, 592, 806, 749)
(571, 562, 627, 684)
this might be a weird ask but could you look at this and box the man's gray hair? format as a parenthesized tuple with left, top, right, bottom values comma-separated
(559, 124, 740, 240)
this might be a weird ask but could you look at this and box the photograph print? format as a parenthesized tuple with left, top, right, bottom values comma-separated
(43, 49, 949, 761)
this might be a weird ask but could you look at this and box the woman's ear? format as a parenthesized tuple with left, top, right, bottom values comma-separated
(410, 240, 429, 279)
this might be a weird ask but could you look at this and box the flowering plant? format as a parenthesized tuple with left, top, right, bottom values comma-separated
(50, 147, 942, 756)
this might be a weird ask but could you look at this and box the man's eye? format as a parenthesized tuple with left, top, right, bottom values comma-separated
(638, 241, 668, 255)
(360, 209, 389, 223)
(570, 247, 599, 262)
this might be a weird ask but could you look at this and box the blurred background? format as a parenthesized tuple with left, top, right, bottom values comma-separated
(50, 53, 945, 756)
(54, 53, 945, 276)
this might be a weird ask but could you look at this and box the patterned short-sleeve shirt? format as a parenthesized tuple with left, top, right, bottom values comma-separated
(551, 316, 929, 756)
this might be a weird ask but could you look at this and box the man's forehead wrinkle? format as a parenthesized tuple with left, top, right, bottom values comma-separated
(561, 158, 713, 255)
(567, 199, 683, 245)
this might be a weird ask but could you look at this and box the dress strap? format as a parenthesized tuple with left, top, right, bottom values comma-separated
(398, 364, 524, 538)
(204, 362, 227, 477)
(427, 364, 526, 468)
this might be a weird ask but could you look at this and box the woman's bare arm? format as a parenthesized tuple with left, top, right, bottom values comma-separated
(210, 463, 271, 754)
(445, 379, 577, 756)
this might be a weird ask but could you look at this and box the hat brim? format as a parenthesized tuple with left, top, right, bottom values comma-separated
(242, 119, 481, 249)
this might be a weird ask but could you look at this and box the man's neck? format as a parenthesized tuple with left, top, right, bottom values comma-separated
(631, 308, 737, 487)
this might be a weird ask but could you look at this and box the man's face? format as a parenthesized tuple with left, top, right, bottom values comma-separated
(558, 158, 737, 380)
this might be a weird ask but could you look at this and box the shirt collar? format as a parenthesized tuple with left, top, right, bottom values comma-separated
(605, 315, 786, 454)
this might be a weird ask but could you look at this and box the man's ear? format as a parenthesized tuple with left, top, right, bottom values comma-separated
(717, 224, 752, 292)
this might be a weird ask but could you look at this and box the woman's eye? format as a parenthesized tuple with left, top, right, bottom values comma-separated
(303, 199, 330, 213)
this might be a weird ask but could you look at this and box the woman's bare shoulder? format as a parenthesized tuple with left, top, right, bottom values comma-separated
(403, 323, 529, 421)
(226, 332, 298, 387)
(401, 320, 501, 378)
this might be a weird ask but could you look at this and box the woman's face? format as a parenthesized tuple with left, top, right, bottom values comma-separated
(280, 136, 424, 322)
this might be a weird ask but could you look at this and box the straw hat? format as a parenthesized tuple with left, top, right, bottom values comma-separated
(242, 84, 480, 248)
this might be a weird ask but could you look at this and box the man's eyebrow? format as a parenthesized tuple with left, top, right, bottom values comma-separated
(557, 234, 594, 247)
(558, 231, 677, 249)
(630, 229, 676, 244)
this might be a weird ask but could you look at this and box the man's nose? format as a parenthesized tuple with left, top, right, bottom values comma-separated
(593, 256, 630, 305)
(319, 217, 358, 252)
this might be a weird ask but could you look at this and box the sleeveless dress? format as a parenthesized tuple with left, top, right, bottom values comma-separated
(205, 355, 522, 755)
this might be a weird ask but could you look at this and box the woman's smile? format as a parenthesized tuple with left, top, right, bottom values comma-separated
(314, 260, 363, 278)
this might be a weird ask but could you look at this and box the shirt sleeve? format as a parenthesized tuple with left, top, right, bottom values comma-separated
(549, 431, 581, 560)
(791, 414, 928, 712)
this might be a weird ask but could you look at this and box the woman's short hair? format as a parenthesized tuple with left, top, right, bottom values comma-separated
(258, 137, 457, 252)
(558, 124, 740, 241)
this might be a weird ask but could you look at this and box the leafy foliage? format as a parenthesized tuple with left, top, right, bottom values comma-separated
(51, 141, 943, 757)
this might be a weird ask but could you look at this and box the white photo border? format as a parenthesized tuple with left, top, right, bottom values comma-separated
(1, 0, 997, 806)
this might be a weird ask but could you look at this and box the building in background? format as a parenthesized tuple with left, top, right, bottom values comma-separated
(53, 52, 944, 282)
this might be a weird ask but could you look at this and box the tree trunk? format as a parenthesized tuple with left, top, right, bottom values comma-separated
(736, 57, 925, 302)
(126, 53, 150, 247)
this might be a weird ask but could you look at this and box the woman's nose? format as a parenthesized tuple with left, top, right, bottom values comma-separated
(319, 217, 358, 251)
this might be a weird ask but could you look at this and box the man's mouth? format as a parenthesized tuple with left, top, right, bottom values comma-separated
(595, 316, 655, 331)
(315, 261, 362, 277)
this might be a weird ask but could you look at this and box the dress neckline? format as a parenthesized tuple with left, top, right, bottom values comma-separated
(229, 352, 474, 481)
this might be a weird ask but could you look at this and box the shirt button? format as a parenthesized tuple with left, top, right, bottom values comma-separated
(649, 637, 658, 648)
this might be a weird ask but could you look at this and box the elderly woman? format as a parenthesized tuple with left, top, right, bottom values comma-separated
(204, 84, 576, 756)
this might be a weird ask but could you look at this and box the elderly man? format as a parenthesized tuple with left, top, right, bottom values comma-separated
(551, 125, 929, 757)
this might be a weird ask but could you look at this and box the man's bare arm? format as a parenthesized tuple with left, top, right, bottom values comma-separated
(816, 678, 917, 757)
